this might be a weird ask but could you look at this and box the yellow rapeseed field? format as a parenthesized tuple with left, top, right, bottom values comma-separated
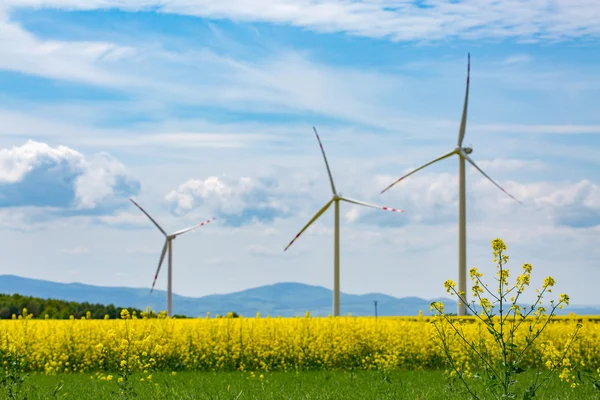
(1, 312, 599, 374)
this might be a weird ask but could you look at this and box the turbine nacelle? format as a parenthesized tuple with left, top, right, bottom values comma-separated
(454, 146, 473, 155)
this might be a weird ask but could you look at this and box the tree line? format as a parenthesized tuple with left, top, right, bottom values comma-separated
(0, 292, 145, 319)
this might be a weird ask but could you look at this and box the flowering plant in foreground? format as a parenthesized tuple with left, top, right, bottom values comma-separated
(430, 238, 582, 399)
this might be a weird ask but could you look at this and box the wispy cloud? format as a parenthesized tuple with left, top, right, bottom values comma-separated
(6, 1, 600, 42)
(502, 55, 532, 65)
(474, 124, 600, 135)
(0, 7, 135, 86)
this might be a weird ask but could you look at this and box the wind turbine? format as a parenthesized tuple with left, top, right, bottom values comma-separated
(380, 54, 521, 316)
(129, 198, 215, 317)
(284, 127, 404, 317)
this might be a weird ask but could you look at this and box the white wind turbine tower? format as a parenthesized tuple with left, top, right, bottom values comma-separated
(284, 127, 404, 317)
(130, 198, 215, 317)
(380, 54, 521, 316)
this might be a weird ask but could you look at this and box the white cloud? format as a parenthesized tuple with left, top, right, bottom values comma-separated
(502, 55, 532, 65)
(75, 153, 136, 209)
(376, 170, 600, 229)
(0, 8, 135, 86)
(375, 172, 459, 225)
(0, 140, 139, 211)
(164, 173, 315, 225)
(0, 140, 82, 183)
(345, 206, 360, 223)
(6, 0, 600, 42)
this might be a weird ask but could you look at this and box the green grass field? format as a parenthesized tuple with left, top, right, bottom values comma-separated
(3, 370, 598, 400)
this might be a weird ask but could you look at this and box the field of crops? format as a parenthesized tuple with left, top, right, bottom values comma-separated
(2, 313, 599, 375)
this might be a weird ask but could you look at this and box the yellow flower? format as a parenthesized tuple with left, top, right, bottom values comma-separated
(429, 301, 444, 313)
(107, 375, 113, 381)
(559, 293, 570, 305)
(543, 276, 556, 288)
(480, 298, 493, 312)
(516, 273, 530, 286)
(469, 268, 483, 280)
(472, 284, 483, 295)
(120, 360, 127, 367)
(117, 377, 123, 383)
(492, 238, 507, 262)
(443, 280, 456, 293)
(497, 269, 509, 286)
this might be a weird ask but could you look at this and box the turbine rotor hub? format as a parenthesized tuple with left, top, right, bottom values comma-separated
(463, 147, 473, 154)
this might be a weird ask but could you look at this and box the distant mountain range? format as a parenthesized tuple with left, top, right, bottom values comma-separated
(1, 275, 599, 317)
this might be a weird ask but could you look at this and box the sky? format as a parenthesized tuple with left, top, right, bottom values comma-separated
(1, 0, 599, 308)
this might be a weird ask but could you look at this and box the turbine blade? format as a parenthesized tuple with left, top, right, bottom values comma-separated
(462, 153, 522, 204)
(284, 199, 334, 252)
(129, 198, 167, 236)
(313, 127, 337, 195)
(458, 53, 471, 147)
(380, 150, 457, 194)
(150, 240, 169, 293)
(172, 217, 216, 237)
(340, 197, 404, 213)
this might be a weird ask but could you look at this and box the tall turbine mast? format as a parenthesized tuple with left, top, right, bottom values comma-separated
(285, 128, 404, 317)
(380, 54, 521, 316)
(130, 198, 215, 317)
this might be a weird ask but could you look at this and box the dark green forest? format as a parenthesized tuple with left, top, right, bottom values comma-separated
(0, 293, 145, 319)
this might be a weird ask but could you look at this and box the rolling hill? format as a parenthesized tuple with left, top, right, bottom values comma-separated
(1, 275, 598, 317)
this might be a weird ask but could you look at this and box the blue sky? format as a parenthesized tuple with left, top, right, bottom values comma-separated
(1, 1, 599, 309)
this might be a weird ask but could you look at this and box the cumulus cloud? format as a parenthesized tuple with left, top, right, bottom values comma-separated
(375, 171, 600, 229)
(165, 175, 308, 226)
(521, 180, 600, 228)
(374, 172, 459, 226)
(0, 140, 139, 212)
